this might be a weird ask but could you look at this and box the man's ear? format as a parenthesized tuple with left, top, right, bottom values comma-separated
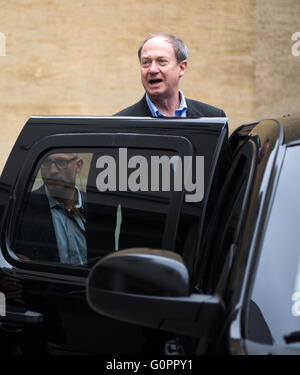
(75, 159, 83, 173)
(179, 60, 188, 78)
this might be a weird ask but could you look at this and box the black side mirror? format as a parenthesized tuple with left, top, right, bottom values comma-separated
(87, 247, 190, 297)
(86, 248, 224, 341)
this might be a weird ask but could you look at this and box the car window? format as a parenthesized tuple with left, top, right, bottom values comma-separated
(11, 147, 202, 268)
(196, 139, 257, 293)
(246, 145, 300, 347)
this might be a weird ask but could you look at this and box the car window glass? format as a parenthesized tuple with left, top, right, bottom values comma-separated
(12, 148, 201, 268)
(246, 145, 300, 346)
(196, 140, 256, 293)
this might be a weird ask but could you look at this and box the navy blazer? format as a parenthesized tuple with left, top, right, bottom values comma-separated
(114, 94, 226, 118)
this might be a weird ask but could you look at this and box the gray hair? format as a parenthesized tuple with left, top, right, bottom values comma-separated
(138, 32, 188, 63)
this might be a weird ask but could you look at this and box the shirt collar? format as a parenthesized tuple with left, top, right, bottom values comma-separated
(145, 90, 187, 117)
(45, 185, 82, 209)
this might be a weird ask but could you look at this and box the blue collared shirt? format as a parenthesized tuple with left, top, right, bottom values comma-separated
(145, 90, 187, 117)
(45, 186, 87, 265)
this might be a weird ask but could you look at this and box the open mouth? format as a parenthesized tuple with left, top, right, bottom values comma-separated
(149, 78, 163, 85)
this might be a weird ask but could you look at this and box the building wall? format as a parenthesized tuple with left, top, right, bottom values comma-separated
(0, 0, 299, 172)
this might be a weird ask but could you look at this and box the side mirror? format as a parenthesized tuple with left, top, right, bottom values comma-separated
(86, 248, 224, 340)
(87, 247, 190, 297)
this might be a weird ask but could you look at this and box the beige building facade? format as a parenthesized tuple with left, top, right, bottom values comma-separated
(0, 0, 299, 172)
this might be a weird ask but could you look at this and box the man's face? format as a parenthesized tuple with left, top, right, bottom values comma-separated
(140, 37, 187, 101)
(41, 153, 83, 200)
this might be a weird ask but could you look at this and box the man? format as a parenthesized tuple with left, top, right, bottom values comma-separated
(115, 32, 226, 118)
(114, 32, 230, 249)
(114, 33, 230, 355)
(15, 153, 87, 265)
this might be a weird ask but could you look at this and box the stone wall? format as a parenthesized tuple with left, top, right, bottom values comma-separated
(0, 0, 299, 172)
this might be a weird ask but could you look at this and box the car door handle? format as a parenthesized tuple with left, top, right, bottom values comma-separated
(0, 305, 43, 325)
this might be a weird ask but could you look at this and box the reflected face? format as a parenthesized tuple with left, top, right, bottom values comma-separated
(140, 37, 187, 101)
(41, 153, 83, 200)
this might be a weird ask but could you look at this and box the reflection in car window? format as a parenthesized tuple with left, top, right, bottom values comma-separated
(12, 148, 201, 268)
(14, 153, 91, 265)
(247, 145, 300, 346)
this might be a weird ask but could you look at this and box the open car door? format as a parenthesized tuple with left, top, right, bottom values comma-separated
(0, 116, 230, 354)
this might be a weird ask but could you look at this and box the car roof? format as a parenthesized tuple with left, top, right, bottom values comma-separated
(231, 112, 300, 148)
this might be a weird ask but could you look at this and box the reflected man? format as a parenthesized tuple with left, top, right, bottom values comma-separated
(16, 153, 87, 265)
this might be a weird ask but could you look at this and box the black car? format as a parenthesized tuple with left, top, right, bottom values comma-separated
(0, 113, 299, 354)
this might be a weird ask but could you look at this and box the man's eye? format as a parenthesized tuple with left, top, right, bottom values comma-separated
(142, 61, 150, 67)
(56, 160, 67, 166)
(42, 160, 51, 168)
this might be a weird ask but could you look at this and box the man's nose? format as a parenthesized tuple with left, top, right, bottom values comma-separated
(149, 61, 159, 73)
(48, 161, 59, 173)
